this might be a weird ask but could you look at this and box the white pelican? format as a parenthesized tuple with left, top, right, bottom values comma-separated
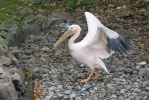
(54, 12, 133, 83)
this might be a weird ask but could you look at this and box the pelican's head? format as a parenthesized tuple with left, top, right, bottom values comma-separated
(54, 25, 80, 48)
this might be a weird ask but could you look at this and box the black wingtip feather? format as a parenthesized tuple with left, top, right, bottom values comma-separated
(107, 36, 133, 55)
(119, 36, 133, 54)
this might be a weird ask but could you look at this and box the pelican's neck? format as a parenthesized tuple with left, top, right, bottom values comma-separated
(68, 27, 81, 49)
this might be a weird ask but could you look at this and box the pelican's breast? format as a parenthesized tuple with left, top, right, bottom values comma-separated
(69, 43, 86, 63)
(68, 45, 74, 52)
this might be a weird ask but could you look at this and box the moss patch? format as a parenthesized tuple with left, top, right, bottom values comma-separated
(21, 77, 34, 100)
(0, 0, 26, 23)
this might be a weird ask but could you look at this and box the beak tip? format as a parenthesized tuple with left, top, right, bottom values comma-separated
(54, 44, 57, 48)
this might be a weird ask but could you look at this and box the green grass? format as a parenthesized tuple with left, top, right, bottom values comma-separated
(0, 0, 26, 23)
(21, 77, 34, 100)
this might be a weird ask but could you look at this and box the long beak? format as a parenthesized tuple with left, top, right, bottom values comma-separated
(54, 29, 73, 48)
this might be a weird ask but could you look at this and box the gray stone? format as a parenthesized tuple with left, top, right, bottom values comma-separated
(139, 69, 147, 77)
(38, 69, 49, 74)
(63, 95, 70, 100)
(67, 64, 74, 69)
(69, 93, 76, 99)
(58, 85, 63, 90)
(134, 82, 139, 88)
(8, 27, 26, 46)
(8, 53, 18, 63)
(113, 78, 121, 83)
(0, 75, 18, 100)
(0, 56, 11, 66)
(22, 24, 41, 35)
(133, 88, 141, 92)
(0, 72, 6, 79)
(58, 93, 64, 98)
(83, 84, 91, 89)
(142, 81, 149, 87)
(75, 97, 82, 100)
(52, 95, 59, 100)
(0, 66, 4, 74)
(110, 94, 117, 99)
(45, 95, 52, 100)
(64, 90, 71, 95)
(41, 46, 50, 51)
(107, 84, 116, 91)
(124, 68, 133, 74)
(10, 68, 25, 83)
(25, 48, 34, 55)
(89, 90, 96, 94)
(109, 65, 116, 69)
(144, 74, 149, 81)
(11, 72, 22, 85)
(99, 93, 106, 98)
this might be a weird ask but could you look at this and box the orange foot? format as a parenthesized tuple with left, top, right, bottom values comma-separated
(80, 70, 94, 83)
(80, 79, 89, 83)
(91, 75, 102, 81)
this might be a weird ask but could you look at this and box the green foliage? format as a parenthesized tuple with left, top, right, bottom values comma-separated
(0, 36, 8, 52)
(64, 0, 77, 12)
(13, 11, 30, 24)
(21, 77, 34, 100)
(32, 0, 99, 12)
(0, 0, 27, 23)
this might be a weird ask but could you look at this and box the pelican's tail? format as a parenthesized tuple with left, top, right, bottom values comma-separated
(96, 57, 109, 73)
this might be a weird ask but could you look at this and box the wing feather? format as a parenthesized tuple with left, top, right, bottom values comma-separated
(81, 12, 104, 44)
(81, 12, 133, 59)
(83, 26, 133, 59)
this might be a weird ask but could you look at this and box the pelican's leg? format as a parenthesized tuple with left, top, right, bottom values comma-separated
(80, 70, 94, 83)
(91, 68, 101, 80)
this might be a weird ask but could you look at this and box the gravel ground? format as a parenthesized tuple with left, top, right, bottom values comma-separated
(18, 9, 149, 100)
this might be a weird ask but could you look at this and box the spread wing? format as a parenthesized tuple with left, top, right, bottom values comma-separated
(81, 12, 104, 44)
(83, 26, 133, 59)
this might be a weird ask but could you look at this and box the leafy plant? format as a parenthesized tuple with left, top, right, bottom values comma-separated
(0, 36, 8, 52)
(32, 0, 99, 12)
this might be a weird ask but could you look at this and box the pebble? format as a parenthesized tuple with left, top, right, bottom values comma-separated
(0, 73, 6, 78)
(99, 93, 106, 98)
(52, 95, 59, 100)
(58, 93, 64, 98)
(64, 90, 71, 95)
(138, 61, 146, 65)
(80, 64, 85, 67)
(0, 66, 4, 74)
(107, 84, 116, 91)
(63, 95, 69, 100)
(75, 97, 82, 100)
(89, 90, 96, 94)
(109, 65, 116, 69)
(110, 94, 117, 99)
(83, 84, 92, 89)
(124, 68, 133, 74)
(142, 81, 149, 87)
(67, 65, 74, 69)
(120, 89, 125, 94)
(25, 49, 33, 54)
(139, 69, 147, 77)
(134, 82, 139, 88)
(39, 69, 49, 74)
(45, 95, 52, 100)
(113, 78, 121, 83)
(69, 93, 76, 99)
